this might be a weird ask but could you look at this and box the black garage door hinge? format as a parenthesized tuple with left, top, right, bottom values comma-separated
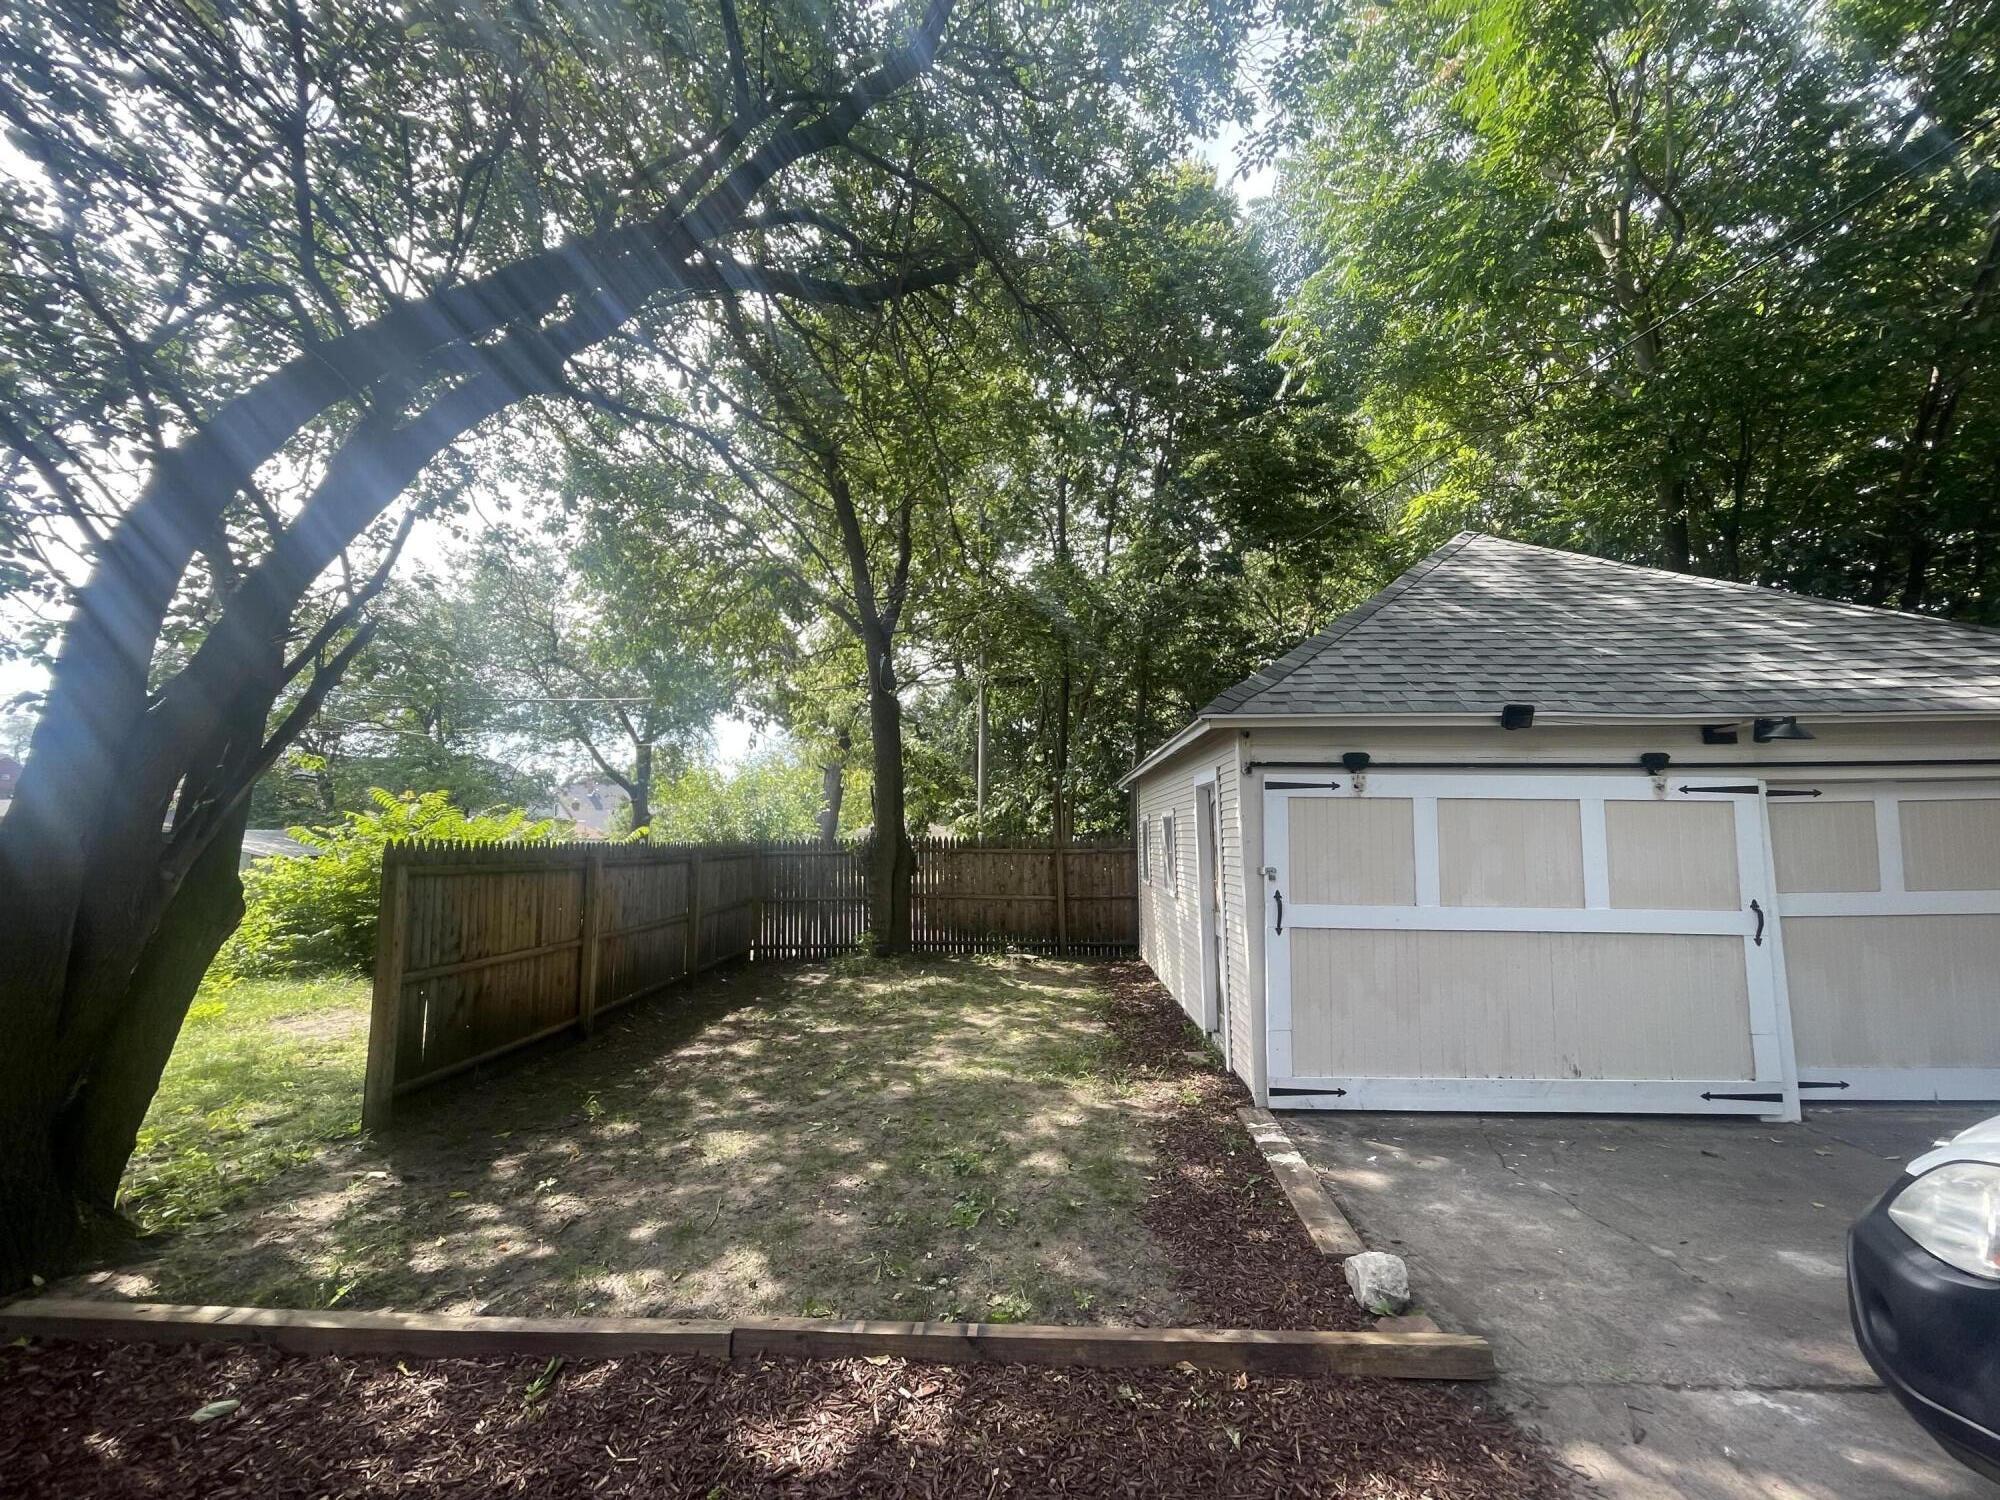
(1267, 779, 1341, 791)
(1700, 1090, 1785, 1103)
(1798, 1079, 1851, 1090)
(1765, 788, 1823, 798)
(1270, 1086, 1348, 1097)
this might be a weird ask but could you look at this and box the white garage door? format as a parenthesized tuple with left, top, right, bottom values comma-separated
(1771, 781, 2000, 1102)
(1266, 774, 1796, 1118)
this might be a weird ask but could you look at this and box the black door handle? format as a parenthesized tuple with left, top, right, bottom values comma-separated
(1750, 899, 1765, 946)
(1274, 890, 1284, 934)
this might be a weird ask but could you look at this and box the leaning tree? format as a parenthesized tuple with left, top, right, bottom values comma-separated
(0, 0, 1248, 1284)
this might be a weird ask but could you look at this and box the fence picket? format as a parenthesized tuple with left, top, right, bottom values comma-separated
(365, 836, 1136, 1118)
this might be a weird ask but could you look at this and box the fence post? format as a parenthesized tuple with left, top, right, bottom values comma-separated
(1053, 841, 1069, 955)
(686, 848, 706, 974)
(362, 854, 410, 1130)
(577, 850, 605, 1036)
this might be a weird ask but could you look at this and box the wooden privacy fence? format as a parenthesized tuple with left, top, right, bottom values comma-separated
(365, 836, 1136, 1124)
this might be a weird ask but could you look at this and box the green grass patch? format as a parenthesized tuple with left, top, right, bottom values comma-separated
(119, 972, 369, 1234)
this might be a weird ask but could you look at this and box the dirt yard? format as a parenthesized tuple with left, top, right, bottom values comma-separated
(85, 956, 1199, 1326)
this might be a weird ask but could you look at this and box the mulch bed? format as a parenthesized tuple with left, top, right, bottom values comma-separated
(0, 960, 1569, 1498)
(1097, 961, 1371, 1331)
(1, 1338, 1562, 1499)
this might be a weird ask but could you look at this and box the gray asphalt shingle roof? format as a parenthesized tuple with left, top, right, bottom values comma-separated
(1202, 533, 2000, 718)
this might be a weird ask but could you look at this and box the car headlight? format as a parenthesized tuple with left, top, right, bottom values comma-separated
(1889, 1163, 2000, 1281)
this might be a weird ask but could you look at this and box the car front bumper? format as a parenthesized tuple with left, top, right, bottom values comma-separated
(1849, 1178, 2000, 1484)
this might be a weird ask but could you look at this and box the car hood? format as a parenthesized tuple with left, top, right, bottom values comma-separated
(1909, 1114, 2000, 1177)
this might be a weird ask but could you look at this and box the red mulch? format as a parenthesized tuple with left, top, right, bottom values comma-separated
(1098, 961, 1371, 1331)
(0, 960, 1570, 1498)
(1, 1339, 1562, 1498)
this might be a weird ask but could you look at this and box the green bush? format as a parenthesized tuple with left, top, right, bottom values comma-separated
(218, 789, 560, 976)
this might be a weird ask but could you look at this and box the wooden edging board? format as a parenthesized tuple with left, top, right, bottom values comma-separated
(1238, 1107, 1367, 1260)
(0, 1299, 1491, 1381)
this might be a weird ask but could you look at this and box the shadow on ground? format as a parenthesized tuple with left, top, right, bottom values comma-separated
(76, 956, 1188, 1328)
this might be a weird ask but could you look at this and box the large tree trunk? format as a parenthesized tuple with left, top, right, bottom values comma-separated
(0, 788, 252, 1284)
(65, 804, 252, 1210)
(630, 742, 655, 835)
(819, 729, 849, 846)
(864, 641, 913, 953)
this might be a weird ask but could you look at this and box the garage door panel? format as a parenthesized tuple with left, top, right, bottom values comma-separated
(1549, 933, 1753, 1080)
(1606, 800, 1741, 910)
(1772, 783, 2000, 1100)
(1770, 801, 1880, 894)
(1901, 800, 2000, 892)
(1290, 928, 1752, 1081)
(1438, 799, 1583, 908)
(1268, 775, 1787, 1116)
(1787, 915, 2000, 1070)
(1288, 797, 1413, 905)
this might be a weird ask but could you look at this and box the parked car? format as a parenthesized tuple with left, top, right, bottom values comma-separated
(1849, 1115, 2000, 1484)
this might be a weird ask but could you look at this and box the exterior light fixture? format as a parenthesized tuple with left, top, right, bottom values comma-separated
(1341, 752, 1371, 773)
(1500, 703, 1536, 730)
(1639, 752, 1671, 776)
(1753, 717, 1815, 743)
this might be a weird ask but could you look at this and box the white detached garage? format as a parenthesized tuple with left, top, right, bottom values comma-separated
(1125, 534, 2000, 1122)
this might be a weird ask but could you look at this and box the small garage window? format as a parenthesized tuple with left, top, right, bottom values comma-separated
(1138, 818, 1151, 884)
(1162, 812, 1179, 893)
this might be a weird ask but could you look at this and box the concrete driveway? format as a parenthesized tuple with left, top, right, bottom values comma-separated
(1284, 1107, 1997, 1500)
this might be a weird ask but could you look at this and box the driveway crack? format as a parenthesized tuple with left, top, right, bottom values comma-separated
(1473, 1121, 1710, 1288)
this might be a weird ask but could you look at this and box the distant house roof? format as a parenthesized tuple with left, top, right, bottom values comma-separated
(1202, 532, 2000, 721)
(241, 829, 318, 860)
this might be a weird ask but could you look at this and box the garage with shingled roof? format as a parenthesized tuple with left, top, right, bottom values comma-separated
(1122, 532, 2000, 1121)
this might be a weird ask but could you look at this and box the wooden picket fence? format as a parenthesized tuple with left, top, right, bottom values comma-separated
(364, 836, 1136, 1124)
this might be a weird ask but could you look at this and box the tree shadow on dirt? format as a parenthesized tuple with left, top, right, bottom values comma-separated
(79, 955, 1191, 1329)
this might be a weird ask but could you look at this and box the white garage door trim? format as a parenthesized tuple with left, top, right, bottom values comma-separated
(1265, 773, 1799, 1120)
(1774, 779, 2000, 1102)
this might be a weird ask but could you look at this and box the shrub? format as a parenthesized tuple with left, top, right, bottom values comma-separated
(217, 789, 560, 976)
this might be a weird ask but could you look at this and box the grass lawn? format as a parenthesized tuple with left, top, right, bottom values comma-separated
(92, 955, 1193, 1326)
(119, 973, 371, 1234)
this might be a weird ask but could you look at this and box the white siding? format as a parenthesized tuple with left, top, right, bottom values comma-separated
(1136, 753, 1201, 1025)
(1136, 742, 1257, 1090)
(1217, 741, 1255, 1091)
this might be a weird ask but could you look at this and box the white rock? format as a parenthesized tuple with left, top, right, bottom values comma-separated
(1343, 1250, 1410, 1315)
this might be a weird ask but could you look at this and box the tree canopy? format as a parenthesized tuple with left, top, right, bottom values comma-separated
(1270, 0, 2000, 607)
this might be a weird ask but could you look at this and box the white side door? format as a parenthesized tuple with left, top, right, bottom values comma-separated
(1264, 773, 1797, 1119)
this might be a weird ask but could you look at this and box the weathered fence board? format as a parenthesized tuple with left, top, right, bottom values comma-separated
(364, 837, 1136, 1123)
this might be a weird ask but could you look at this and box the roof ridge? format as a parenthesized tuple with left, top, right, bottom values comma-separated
(1198, 532, 1481, 715)
(1472, 534, 2000, 639)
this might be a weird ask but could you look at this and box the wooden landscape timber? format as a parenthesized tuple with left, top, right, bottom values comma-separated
(0, 1299, 1496, 1380)
(1237, 1107, 1368, 1260)
(364, 836, 1137, 1125)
